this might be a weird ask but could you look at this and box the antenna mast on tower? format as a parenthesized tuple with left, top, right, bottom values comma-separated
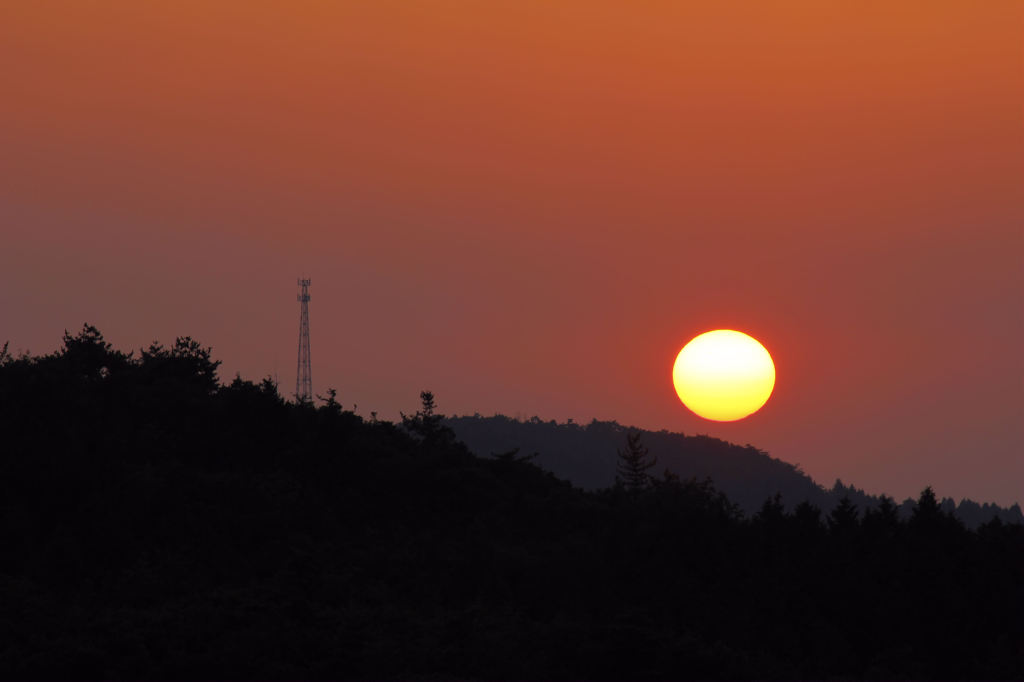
(296, 278, 312, 402)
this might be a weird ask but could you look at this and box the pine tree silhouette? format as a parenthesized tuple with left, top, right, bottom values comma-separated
(615, 430, 657, 492)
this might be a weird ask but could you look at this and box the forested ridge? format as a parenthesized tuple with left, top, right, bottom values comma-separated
(448, 415, 1024, 528)
(0, 326, 1021, 680)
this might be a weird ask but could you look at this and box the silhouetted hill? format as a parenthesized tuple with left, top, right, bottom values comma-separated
(0, 327, 1022, 680)
(448, 415, 1023, 528)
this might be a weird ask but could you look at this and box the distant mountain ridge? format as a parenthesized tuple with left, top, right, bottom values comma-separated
(447, 414, 1022, 529)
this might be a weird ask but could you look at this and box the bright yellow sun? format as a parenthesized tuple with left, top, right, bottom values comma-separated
(672, 330, 775, 422)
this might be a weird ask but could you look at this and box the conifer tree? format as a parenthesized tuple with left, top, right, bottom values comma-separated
(615, 430, 657, 492)
(828, 495, 860, 530)
(401, 391, 455, 445)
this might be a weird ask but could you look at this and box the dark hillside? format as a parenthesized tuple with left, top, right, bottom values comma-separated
(448, 415, 824, 511)
(0, 327, 1022, 680)
(448, 414, 1024, 527)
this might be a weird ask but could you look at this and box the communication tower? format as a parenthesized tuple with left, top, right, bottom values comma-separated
(296, 278, 312, 402)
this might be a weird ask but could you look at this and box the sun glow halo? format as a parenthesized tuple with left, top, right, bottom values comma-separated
(672, 330, 775, 422)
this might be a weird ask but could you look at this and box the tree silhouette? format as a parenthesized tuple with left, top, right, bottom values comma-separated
(317, 387, 342, 413)
(828, 496, 860, 534)
(59, 324, 131, 379)
(756, 492, 786, 526)
(793, 500, 823, 530)
(139, 336, 221, 394)
(615, 430, 657, 492)
(912, 486, 941, 521)
(401, 390, 455, 445)
(862, 494, 899, 538)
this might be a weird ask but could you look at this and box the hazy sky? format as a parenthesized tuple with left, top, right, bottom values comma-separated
(2, 1, 1021, 505)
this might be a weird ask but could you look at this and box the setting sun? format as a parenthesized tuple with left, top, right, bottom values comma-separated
(672, 330, 775, 422)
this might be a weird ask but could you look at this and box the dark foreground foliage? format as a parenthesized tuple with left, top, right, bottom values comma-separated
(0, 327, 1021, 680)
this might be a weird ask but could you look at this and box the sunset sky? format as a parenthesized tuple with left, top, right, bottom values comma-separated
(2, 1, 1021, 505)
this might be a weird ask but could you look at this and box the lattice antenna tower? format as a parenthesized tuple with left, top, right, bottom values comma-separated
(296, 278, 313, 402)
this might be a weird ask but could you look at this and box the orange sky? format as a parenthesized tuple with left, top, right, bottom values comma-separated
(2, 1, 1021, 505)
